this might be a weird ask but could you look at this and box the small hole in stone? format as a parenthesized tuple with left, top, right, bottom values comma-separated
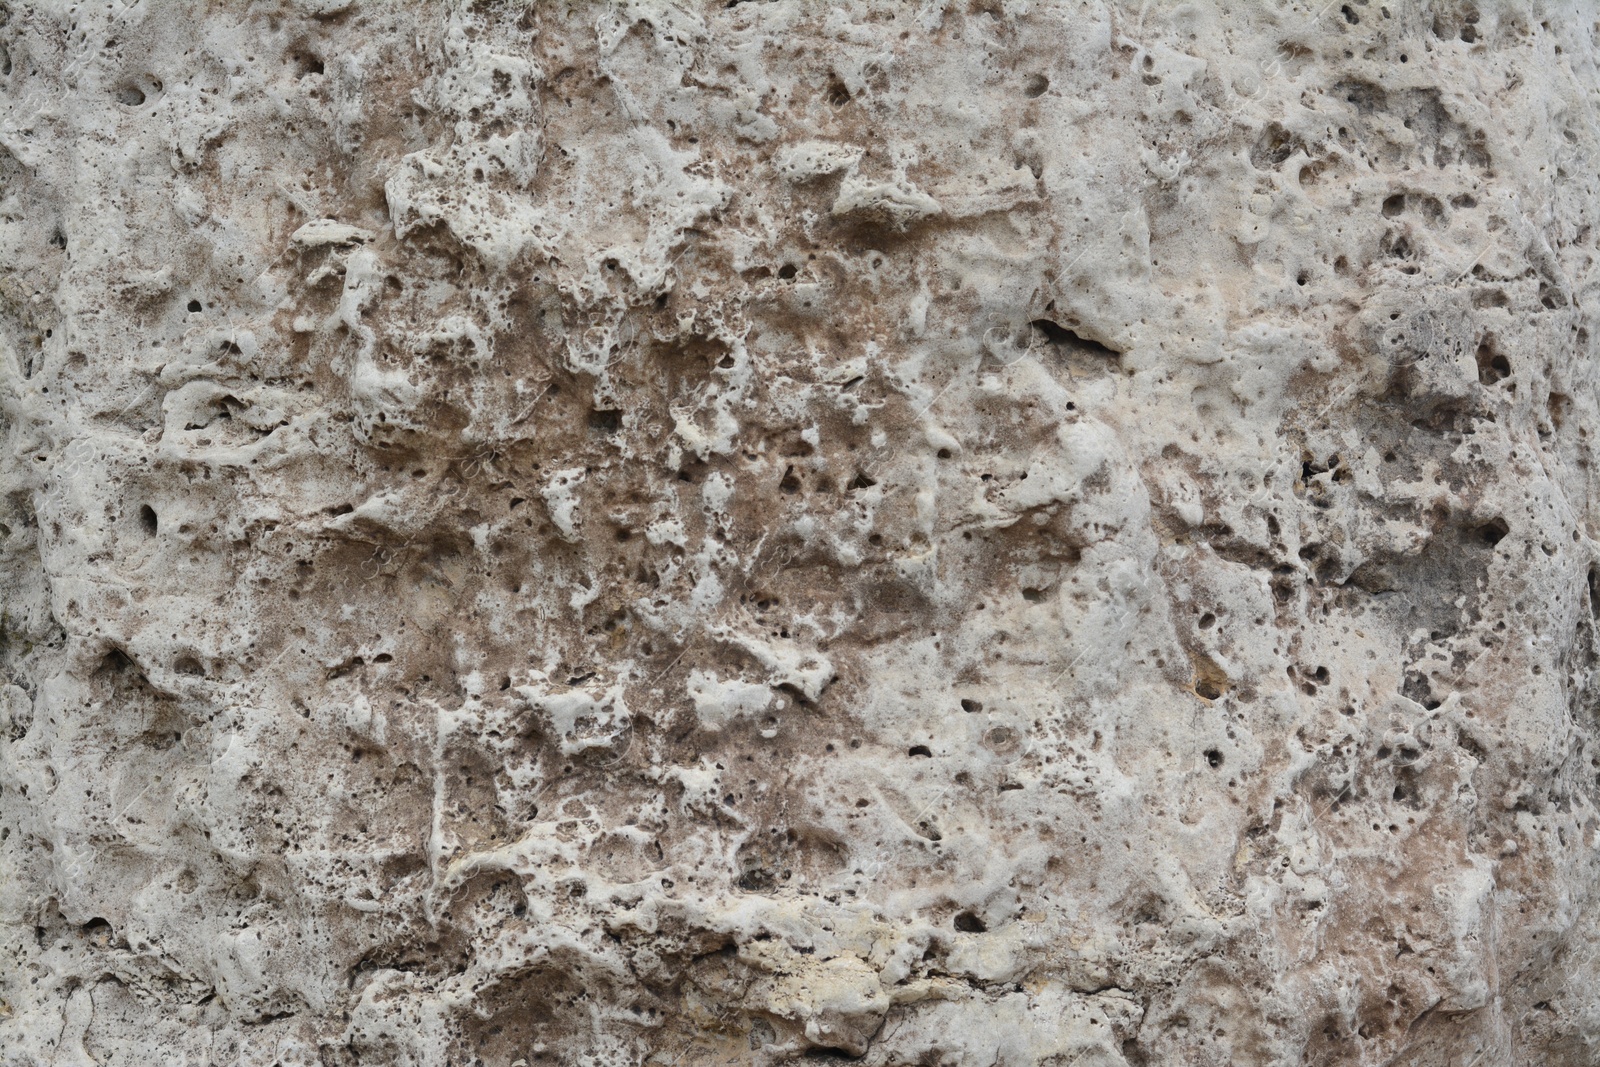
(1476, 341, 1510, 385)
(953, 911, 986, 933)
(1205, 748, 1224, 769)
(588, 409, 621, 435)
(139, 505, 158, 535)
(908, 745, 932, 758)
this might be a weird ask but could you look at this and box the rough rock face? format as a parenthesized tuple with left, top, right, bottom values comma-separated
(1, 1, 1598, 1064)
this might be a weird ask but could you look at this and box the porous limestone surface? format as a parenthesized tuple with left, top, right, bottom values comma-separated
(1, 1, 1598, 1064)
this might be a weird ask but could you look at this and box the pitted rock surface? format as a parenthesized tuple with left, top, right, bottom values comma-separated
(2, 2, 1600, 1065)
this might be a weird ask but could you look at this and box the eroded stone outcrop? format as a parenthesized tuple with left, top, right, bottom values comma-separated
(2, 2, 1599, 1064)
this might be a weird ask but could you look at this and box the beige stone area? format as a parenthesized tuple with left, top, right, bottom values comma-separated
(2, 1, 1599, 1064)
